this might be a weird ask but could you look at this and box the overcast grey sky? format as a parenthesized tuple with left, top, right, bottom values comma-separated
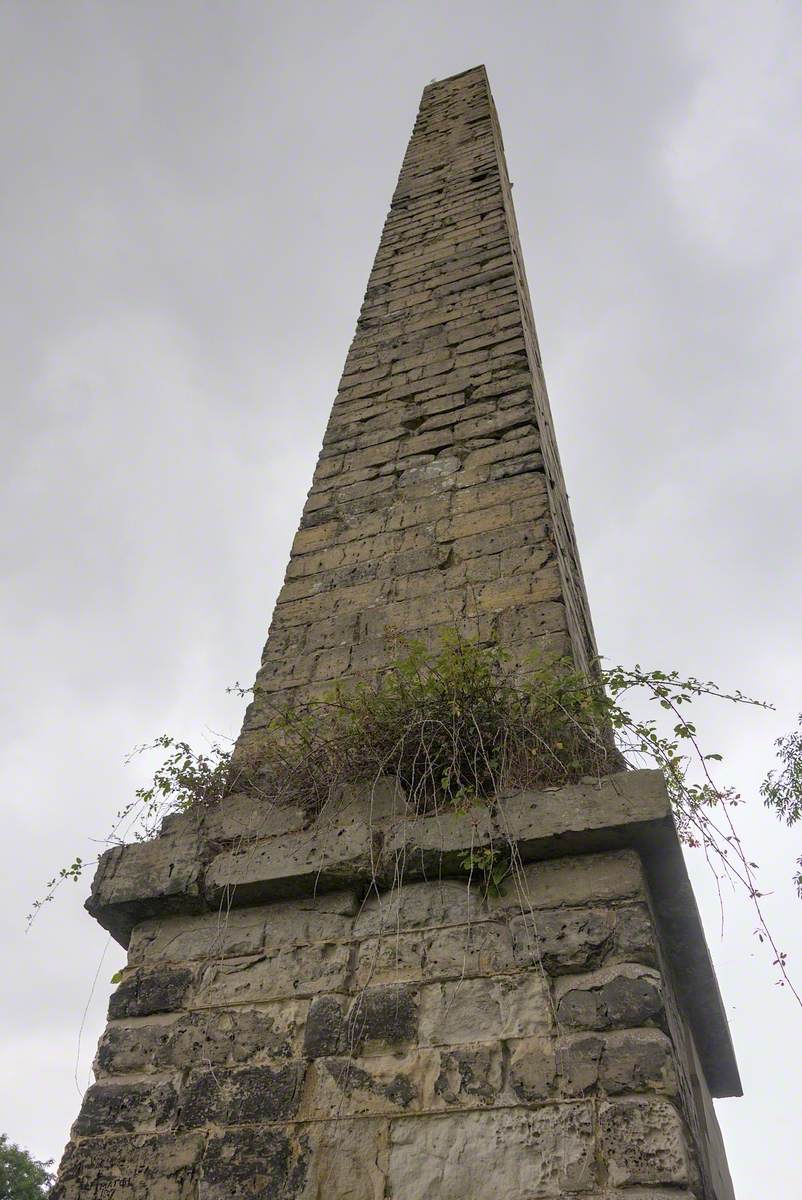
(1, 2, 800, 1194)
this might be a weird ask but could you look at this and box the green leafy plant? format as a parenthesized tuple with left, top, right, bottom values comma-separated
(460, 846, 511, 896)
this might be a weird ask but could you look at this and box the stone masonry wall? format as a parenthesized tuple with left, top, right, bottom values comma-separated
(238, 66, 598, 757)
(56, 845, 731, 1199)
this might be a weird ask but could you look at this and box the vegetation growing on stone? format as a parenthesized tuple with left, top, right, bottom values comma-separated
(29, 631, 802, 1001)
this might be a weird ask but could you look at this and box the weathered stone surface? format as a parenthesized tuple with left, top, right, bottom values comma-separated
(510, 906, 615, 974)
(203, 792, 306, 843)
(109, 964, 196, 1019)
(379, 803, 496, 881)
(194, 941, 351, 1006)
(555, 963, 664, 1030)
(599, 1029, 678, 1095)
(204, 822, 378, 905)
(354, 920, 515, 988)
(489, 849, 646, 912)
(198, 1127, 296, 1200)
(494, 770, 669, 854)
(599, 1097, 691, 1186)
(295, 1118, 389, 1200)
(507, 1036, 558, 1101)
(353, 878, 483, 938)
(86, 819, 207, 941)
(129, 892, 356, 964)
(97, 1004, 304, 1075)
(434, 1044, 503, 1106)
(346, 984, 419, 1052)
(73, 1078, 177, 1135)
(53, 1132, 204, 1200)
(179, 1062, 304, 1127)
(419, 972, 551, 1046)
(306, 1052, 424, 1117)
(387, 1104, 596, 1197)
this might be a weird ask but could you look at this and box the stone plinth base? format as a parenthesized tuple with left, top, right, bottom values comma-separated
(54, 770, 738, 1199)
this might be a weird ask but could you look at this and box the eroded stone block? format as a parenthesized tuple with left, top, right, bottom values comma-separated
(419, 972, 551, 1046)
(53, 1132, 203, 1200)
(387, 1104, 595, 1197)
(599, 1097, 691, 1187)
(555, 964, 664, 1030)
(73, 1078, 177, 1136)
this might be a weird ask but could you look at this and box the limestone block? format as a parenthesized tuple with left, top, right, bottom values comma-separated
(97, 1003, 306, 1076)
(304, 1050, 429, 1118)
(178, 1062, 304, 1128)
(507, 1035, 558, 1102)
(489, 849, 646, 912)
(599, 1097, 691, 1187)
(129, 892, 356, 965)
(353, 878, 484, 938)
(387, 1104, 596, 1197)
(346, 984, 419, 1054)
(53, 1132, 204, 1200)
(109, 964, 197, 1019)
(493, 770, 669, 857)
(303, 995, 347, 1059)
(128, 908, 267, 964)
(433, 1043, 504, 1107)
(419, 972, 551, 1047)
(380, 803, 496, 882)
(353, 921, 515, 988)
(295, 1118, 389, 1200)
(353, 930, 424, 988)
(203, 792, 306, 843)
(599, 1029, 678, 1095)
(86, 819, 207, 942)
(204, 821, 378, 906)
(510, 906, 615, 974)
(555, 964, 664, 1031)
(194, 940, 351, 1007)
(73, 1078, 178, 1136)
(612, 902, 657, 965)
(198, 1127, 295, 1200)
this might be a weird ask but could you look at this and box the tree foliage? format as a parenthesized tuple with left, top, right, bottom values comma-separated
(0, 1134, 53, 1200)
(761, 713, 802, 898)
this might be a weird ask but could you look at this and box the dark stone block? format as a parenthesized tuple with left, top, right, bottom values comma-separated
(53, 1132, 203, 1200)
(98, 1008, 297, 1078)
(557, 971, 664, 1031)
(73, 1080, 177, 1136)
(558, 1035, 604, 1095)
(600, 974, 663, 1027)
(613, 903, 656, 966)
(599, 1030, 676, 1094)
(303, 995, 345, 1058)
(179, 1064, 304, 1128)
(108, 965, 195, 1018)
(435, 1047, 499, 1104)
(199, 1128, 300, 1200)
(322, 1058, 418, 1109)
(345, 984, 418, 1051)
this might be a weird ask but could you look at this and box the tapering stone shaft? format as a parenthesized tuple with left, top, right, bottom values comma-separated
(240, 65, 596, 749)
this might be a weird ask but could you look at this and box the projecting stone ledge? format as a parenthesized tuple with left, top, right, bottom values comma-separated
(85, 768, 739, 1099)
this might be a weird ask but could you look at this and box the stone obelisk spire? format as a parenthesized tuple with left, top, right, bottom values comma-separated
(55, 67, 741, 1200)
(239, 65, 596, 758)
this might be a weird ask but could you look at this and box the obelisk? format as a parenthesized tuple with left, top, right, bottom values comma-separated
(54, 66, 740, 1200)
